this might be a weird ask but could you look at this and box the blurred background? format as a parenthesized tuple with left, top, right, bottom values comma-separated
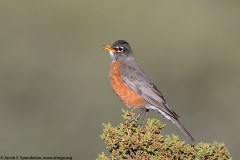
(0, 1, 239, 159)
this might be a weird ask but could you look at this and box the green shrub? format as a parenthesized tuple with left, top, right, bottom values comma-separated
(97, 109, 231, 160)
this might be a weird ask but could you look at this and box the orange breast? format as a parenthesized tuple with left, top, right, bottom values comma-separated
(110, 62, 145, 107)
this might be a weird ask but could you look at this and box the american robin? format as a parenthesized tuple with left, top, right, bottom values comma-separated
(103, 40, 194, 141)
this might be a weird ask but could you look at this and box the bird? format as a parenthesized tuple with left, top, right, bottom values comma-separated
(103, 40, 194, 141)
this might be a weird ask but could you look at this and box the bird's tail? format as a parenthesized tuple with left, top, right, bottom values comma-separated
(170, 118, 194, 142)
(146, 104, 194, 142)
(153, 107, 194, 142)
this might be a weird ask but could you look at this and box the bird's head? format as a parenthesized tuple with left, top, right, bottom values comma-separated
(103, 40, 133, 62)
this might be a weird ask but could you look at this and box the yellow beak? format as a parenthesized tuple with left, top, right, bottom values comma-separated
(103, 45, 117, 53)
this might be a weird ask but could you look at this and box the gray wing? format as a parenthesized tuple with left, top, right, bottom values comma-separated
(121, 64, 179, 119)
(121, 64, 195, 142)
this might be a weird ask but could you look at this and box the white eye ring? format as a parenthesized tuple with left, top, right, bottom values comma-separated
(118, 47, 124, 52)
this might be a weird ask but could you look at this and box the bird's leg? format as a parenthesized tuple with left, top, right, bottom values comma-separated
(134, 108, 146, 122)
(127, 108, 145, 124)
(139, 109, 149, 125)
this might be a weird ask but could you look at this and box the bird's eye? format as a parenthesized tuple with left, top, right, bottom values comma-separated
(118, 47, 124, 52)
